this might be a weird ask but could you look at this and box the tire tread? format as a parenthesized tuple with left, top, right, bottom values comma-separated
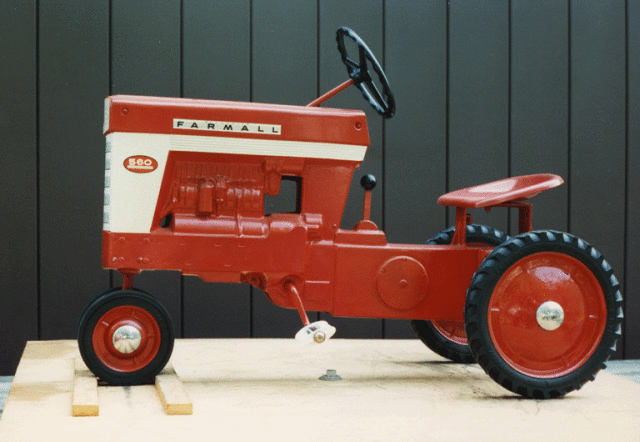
(464, 230, 623, 399)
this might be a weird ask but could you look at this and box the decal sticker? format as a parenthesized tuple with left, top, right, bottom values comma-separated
(173, 118, 281, 135)
(124, 155, 158, 173)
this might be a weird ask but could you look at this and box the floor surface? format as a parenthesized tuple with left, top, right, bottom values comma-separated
(0, 342, 639, 430)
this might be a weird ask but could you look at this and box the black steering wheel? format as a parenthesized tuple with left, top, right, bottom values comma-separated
(336, 27, 395, 119)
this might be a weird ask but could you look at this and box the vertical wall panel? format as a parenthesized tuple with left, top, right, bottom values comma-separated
(510, 0, 569, 233)
(2, 0, 640, 373)
(251, 1, 318, 106)
(250, 0, 319, 338)
(570, 0, 626, 357)
(384, 1, 448, 338)
(183, 1, 251, 102)
(0, 0, 38, 374)
(448, 0, 510, 231)
(320, 1, 385, 231)
(110, 0, 183, 335)
(39, 0, 109, 340)
(319, 0, 385, 339)
(384, 2, 448, 246)
(181, 0, 252, 338)
(626, 0, 640, 358)
(111, 1, 181, 96)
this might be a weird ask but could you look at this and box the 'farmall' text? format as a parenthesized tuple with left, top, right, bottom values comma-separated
(173, 119, 281, 135)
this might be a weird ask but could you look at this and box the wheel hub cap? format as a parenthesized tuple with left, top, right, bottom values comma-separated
(536, 301, 565, 331)
(112, 325, 142, 354)
(487, 252, 606, 378)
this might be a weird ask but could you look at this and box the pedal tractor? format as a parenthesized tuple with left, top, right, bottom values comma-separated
(78, 27, 623, 399)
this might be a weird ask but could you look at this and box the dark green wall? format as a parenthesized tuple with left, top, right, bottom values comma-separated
(1, 0, 637, 374)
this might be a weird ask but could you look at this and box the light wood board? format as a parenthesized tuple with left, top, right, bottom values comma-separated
(72, 358, 99, 417)
(1, 339, 639, 441)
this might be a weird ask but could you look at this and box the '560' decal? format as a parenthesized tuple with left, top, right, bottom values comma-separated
(124, 155, 158, 173)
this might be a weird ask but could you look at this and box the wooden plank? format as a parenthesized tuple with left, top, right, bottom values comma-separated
(510, 0, 569, 233)
(318, 0, 385, 339)
(448, 0, 510, 232)
(625, 0, 640, 358)
(38, 0, 110, 340)
(181, 0, 252, 339)
(155, 363, 192, 415)
(2, 340, 640, 441)
(110, 0, 182, 334)
(250, 0, 320, 338)
(0, 0, 38, 375)
(570, 0, 626, 357)
(72, 375, 99, 417)
(383, 1, 448, 339)
(72, 359, 98, 417)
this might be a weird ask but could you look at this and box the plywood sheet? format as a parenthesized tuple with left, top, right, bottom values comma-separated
(1, 339, 639, 442)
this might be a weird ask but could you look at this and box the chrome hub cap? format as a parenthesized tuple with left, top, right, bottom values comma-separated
(112, 325, 142, 354)
(536, 301, 565, 331)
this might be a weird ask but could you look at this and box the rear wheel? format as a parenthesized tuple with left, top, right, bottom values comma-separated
(464, 231, 623, 398)
(411, 224, 508, 363)
(78, 289, 174, 385)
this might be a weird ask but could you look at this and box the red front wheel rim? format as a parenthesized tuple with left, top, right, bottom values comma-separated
(92, 305, 162, 373)
(488, 252, 607, 378)
(431, 320, 468, 346)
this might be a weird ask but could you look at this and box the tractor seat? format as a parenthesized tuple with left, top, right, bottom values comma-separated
(438, 174, 563, 209)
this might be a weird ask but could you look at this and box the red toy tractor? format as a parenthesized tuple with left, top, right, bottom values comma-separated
(78, 27, 623, 399)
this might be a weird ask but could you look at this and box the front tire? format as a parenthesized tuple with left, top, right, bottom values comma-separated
(464, 231, 623, 398)
(78, 289, 174, 386)
(411, 224, 509, 363)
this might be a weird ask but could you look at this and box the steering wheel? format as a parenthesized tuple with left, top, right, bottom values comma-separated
(336, 27, 395, 119)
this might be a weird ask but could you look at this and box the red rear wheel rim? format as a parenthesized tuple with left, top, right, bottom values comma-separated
(431, 320, 468, 345)
(488, 252, 606, 378)
(92, 305, 161, 373)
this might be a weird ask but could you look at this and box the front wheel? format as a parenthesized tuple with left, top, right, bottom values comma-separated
(465, 231, 623, 398)
(78, 289, 175, 385)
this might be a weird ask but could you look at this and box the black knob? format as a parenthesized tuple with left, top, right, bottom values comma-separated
(360, 174, 377, 191)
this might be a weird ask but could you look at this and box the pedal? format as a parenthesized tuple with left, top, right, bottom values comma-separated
(295, 321, 336, 344)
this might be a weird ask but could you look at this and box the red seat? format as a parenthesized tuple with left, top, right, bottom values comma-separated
(438, 174, 564, 209)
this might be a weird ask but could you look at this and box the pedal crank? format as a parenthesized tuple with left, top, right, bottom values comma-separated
(295, 321, 337, 344)
(285, 280, 336, 344)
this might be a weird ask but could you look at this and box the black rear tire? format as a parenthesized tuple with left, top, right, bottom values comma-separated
(464, 230, 623, 398)
(411, 320, 475, 363)
(411, 224, 509, 363)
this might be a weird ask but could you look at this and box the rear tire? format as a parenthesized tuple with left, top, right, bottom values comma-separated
(464, 231, 623, 398)
(411, 319, 474, 363)
(411, 224, 508, 363)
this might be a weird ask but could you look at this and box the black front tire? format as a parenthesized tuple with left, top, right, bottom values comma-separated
(78, 289, 174, 386)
